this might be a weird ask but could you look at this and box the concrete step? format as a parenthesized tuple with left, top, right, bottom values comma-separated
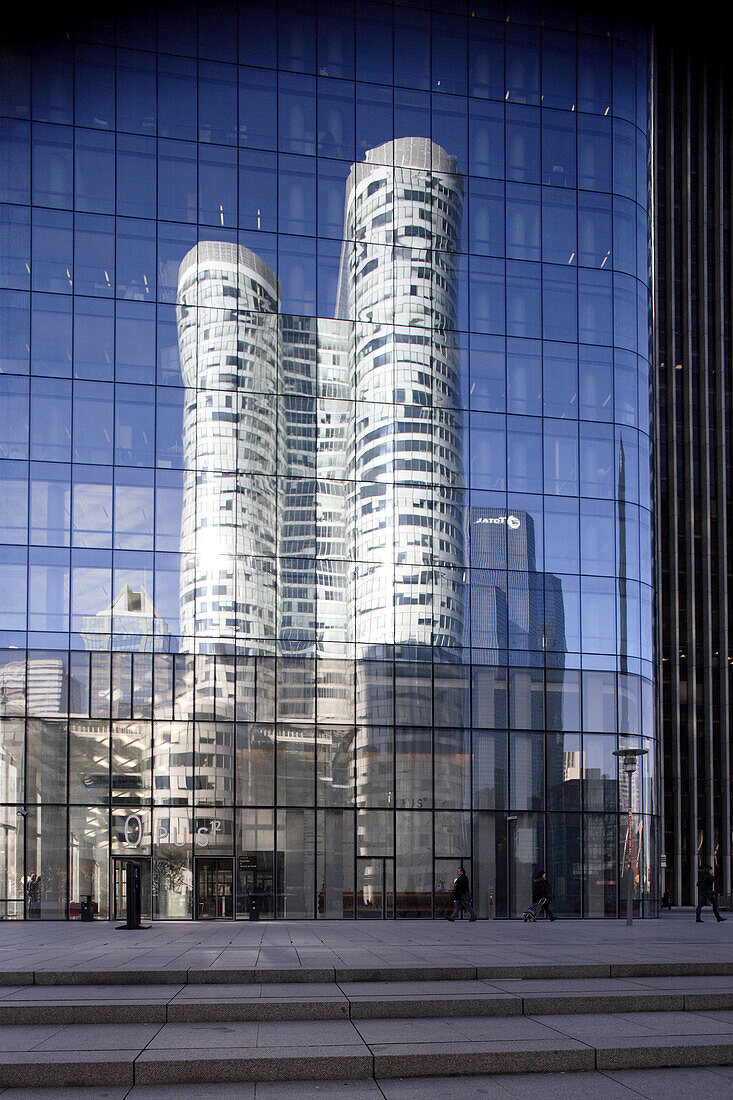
(1, 1009, 733, 1088)
(2, 978, 733, 1025)
(2, 1068, 733, 1100)
(3, 958, 733, 987)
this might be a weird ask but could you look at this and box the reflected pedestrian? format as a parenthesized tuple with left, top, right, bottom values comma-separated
(696, 865, 726, 923)
(446, 865, 477, 922)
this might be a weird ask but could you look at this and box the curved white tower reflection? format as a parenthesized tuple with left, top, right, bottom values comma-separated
(177, 242, 282, 653)
(338, 138, 466, 654)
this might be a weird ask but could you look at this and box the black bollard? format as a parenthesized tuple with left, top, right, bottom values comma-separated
(116, 860, 150, 930)
(126, 861, 141, 929)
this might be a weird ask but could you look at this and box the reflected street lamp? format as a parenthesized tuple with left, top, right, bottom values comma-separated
(613, 747, 647, 925)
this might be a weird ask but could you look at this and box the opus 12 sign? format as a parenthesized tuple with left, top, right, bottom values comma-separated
(122, 813, 223, 848)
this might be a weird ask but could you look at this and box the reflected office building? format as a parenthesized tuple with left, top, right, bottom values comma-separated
(1, 1, 657, 921)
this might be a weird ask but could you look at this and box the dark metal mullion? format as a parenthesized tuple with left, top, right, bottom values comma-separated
(711, 71, 732, 900)
(649, 28, 667, 913)
(694, 67, 716, 876)
(664, 46, 684, 907)
(679, 56, 699, 904)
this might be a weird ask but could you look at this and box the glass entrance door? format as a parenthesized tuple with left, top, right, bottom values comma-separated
(195, 857, 233, 919)
(236, 851, 275, 919)
(113, 858, 151, 922)
(356, 857, 394, 918)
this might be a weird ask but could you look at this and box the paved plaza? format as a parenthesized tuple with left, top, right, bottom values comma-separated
(0, 911, 729, 980)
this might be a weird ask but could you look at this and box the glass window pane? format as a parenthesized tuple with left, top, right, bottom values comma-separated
(276, 808, 315, 918)
(73, 382, 114, 465)
(72, 466, 112, 549)
(116, 49, 156, 134)
(32, 122, 72, 208)
(153, 808, 193, 918)
(116, 134, 156, 219)
(26, 805, 67, 918)
(69, 718, 109, 803)
(158, 55, 197, 140)
(112, 720, 152, 803)
(317, 725, 354, 807)
(509, 811, 544, 917)
(396, 727, 432, 809)
(396, 810, 431, 917)
(27, 718, 67, 801)
(199, 60, 237, 144)
(434, 728, 470, 809)
(510, 732, 544, 809)
(69, 806, 109, 919)
(32, 208, 73, 294)
(547, 812, 581, 915)
(30, 462, 70, 546)
(0, 118, 30, 204)
(74, 128, 114, 214)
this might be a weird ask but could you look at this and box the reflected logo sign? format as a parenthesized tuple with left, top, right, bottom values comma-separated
(475, 514, 521, 530)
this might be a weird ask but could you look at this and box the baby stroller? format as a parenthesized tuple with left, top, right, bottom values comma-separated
(522, 897, 547, 922)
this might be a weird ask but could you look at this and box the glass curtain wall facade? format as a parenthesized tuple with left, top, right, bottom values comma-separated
(0, 0, 656, 920)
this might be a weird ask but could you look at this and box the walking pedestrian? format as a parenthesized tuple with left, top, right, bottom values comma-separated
(695, 864, 726, 923)
(532, 869, 556, 921)
(446, 865, 477, 921)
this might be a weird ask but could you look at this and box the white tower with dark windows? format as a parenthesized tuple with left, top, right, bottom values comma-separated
(337, 138, 466, 654)
(177, 242, 282, 653)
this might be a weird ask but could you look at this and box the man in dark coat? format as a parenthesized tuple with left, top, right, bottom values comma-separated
(532, 869, 556, 920)
(446, 865, 477, 922)
(696, 865, 726, 923)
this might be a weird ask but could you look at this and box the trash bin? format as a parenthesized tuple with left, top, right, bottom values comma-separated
(80, 895, 93, 922)
(248, 896, 260, 921)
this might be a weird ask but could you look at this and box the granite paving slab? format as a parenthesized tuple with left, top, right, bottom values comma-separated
(371, 1037, 596, 1077)
(254, 1082, 383, 1099)
(0, 1050, 137, 1089)
(0, 1089, 130, 1100)
(31, 1023, 163, 1051)
(132, 1044, 373, 1085)
(353, 1014, 555, 1044)
(603, 1066, 733, 1098)
(529, 1009, 733, 1041)
(378, 1071, 639, 1099)
(594, 1033, 733, 1069)
(128, 1087, 256, 1099)
(0, 1025, 66, 1052)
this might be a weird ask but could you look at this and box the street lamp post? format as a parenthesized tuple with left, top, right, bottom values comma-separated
(613, 747, 648, 925)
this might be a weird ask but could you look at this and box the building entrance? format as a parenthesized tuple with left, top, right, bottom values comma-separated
(113, 858, 151, 922)
(195, 857, 233, 919)
(236, 851, 274, 919)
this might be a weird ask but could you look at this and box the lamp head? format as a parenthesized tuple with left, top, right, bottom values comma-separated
(613, 747, 648, 774)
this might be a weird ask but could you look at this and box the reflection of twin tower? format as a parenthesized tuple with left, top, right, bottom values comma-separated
(177, 139, 465, 657)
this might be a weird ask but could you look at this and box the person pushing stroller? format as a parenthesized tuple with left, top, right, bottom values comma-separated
(528, 868, 556, 921)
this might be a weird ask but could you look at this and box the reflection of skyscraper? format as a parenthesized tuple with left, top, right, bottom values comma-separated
(465, 508, 565, 659)
(177, 141, 466, 671)
(80, 585, 171, 652)
(279, 315, 350, 657)
(339, 139, 466, 655)
(177, 242, 281, 654)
